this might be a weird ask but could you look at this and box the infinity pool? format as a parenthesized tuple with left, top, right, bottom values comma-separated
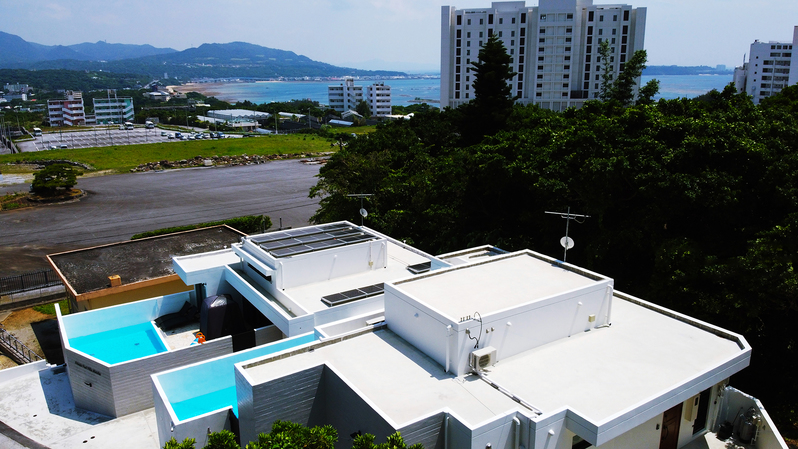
(70, 321, 168, 365)
(162, 333, 316, 421)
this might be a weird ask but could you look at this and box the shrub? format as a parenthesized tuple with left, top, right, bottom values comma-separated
(30, 163, 81, 197)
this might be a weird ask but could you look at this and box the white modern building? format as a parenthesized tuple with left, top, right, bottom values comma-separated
(0, 222, 787, 448)
(733, 26, 798, 104)
(47, 91, 86, 127)
(366, 82, 393, 117)
(93, 93, 134, 125)
(328, 78, 393, 117)
(441, 0, 647, 111)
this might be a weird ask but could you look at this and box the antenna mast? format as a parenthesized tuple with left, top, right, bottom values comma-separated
(544, 207, 590, 262)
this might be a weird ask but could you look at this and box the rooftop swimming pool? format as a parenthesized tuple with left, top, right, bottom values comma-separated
(69, 321, 168, 365)
(159, 333, 316, 421)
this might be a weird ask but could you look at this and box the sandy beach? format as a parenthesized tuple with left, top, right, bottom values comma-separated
(168, 82, 231, 100)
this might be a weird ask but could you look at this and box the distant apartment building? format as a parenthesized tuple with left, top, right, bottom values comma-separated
(4, 83, 29, 94)
(734, 26, 798, 104)
(93, 92, 135, 125)
(48, 91, 86, 127)
(441, 0, 647, 111)
(328, 78, 392, 117)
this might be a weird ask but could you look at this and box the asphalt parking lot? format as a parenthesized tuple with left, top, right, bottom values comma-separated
(16, 127, 238, 152)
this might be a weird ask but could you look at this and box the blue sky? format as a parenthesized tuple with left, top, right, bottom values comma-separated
(3, 0, 796, 71)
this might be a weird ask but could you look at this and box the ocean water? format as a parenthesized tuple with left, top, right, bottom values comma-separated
(201, 74, 733, 107)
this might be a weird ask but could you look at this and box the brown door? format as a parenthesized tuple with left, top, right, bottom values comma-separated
(659, 403, 683, 449)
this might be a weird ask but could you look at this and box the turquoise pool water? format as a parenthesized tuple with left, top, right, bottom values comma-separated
(70, 322, 168, 365)
(165, 333, 316, 421)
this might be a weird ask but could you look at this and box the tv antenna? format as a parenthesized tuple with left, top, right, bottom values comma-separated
(347, 194, 373, 226)
(544, 207, 590, 263)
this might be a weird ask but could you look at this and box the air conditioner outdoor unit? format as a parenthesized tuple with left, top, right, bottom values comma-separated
(471, 346, 497, 371)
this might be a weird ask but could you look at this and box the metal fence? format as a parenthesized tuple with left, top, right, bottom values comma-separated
(0, 326, 44, 364)
(0, 269, 63, 296)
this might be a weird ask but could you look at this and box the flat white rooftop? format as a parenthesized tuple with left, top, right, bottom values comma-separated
(398, 252, 606, 319)
(243, 296, 746, 427)
(287, 242, 431, 313)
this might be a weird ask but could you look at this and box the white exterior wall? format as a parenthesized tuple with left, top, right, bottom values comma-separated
(740, 31, 796, 104)
(328, 78, 363, 113)
(93, 97, 135, 124)
(366, 83, 392, 117)
(441, 0, 647, 111)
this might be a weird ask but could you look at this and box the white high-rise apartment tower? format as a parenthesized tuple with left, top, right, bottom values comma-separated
(441, 0, 647, 111)
(733, 26, 798, 104)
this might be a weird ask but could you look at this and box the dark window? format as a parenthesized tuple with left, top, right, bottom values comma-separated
(457, 29, 462, 38)
(537, 83, 543, 88)
(586, 45, 592, 53)
(539, 47, 544, 52)
(457, 15, 462, 26)
(456, 66, 461, 73)
(587, 36, 593, 44)
(619, 63, 625, 71)
(586, 55, 591, 62)
(456, 74, 460, 82)
(621, 45, 627, 53)
(538, 56, 545, 61)
(599, 15, 604, 22)
(565, 47, 571, 52)
(540, 28, 546, 34)
(620, 54, 626, 63)
(567, 13, 573, 20)
(520, 47, 524, 54)
(623, 10, 629, 21)
(540, 38, 545, 43)
(589, 11, 594, 21)
(538, 65, 544, 70)
(456, 39, 461, 47)
(585, 64, 591, 72)
(622, 25, 629, 34)
(512, 17, 516, 24)
(465, 93, 469, 98)
(587, 26, 593, 35)
(613, 14, 617, 21)
(455, 91, 460, 99)
(455, 83, 460, 90)
(599, 29, 603, 35)
(537, 74, 543, 79)
(622, 36, 628, 44)
(456, 48, 461, 56)
(488, 29, 493, 36)
(468, 18, 471, 25)
(518, 74, 523, 81)
(564, 65, 570, 70)
(480, 18, 484, 25)
(518, 82, 523, 89)
(499, 18, 503, 24)
(564, 74, 570, 79)
(489, 14, 493, 24)
(584, 82, 590, 89)
(520, 28, 526, 36)
(521, 13, 526, 23)
(456, 57, 461, 65)
(520, 38, 525, 45)
(518, 64, 523, 71)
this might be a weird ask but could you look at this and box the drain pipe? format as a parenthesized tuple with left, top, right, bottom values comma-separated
(513, 417, 521, 449)
(444, 414, 449, 449)
(445, 325, 452, 373)
(474, 370, 542, 416)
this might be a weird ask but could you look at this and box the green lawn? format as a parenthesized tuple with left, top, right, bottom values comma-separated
(0, 134, 336, 173)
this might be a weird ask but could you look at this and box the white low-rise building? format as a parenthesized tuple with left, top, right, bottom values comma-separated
(93, 92, 134, 125)
(48, 91, 86, 127)
(734, 26, 797, 104)
(6, 222, 785, 448)
(329, 78, 393, 117)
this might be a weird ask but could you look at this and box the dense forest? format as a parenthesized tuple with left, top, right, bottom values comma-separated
(310, 37, 798, 442)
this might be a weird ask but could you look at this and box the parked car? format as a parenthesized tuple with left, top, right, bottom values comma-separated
(161, 131, 168, 136)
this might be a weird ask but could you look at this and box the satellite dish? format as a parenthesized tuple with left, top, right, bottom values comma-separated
(560, 236, 574, 250)
(360, 208, 368, 218)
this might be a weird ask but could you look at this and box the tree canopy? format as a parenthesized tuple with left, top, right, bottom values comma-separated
(310, 85, 798, 438)
(30, 163, 81, 197)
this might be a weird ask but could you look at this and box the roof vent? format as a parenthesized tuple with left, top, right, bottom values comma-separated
(470, 346, 497, 371)
(108, 275, 122, 287)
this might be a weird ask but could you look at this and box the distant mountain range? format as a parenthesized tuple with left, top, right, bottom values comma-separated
(0, 32, 406, 79)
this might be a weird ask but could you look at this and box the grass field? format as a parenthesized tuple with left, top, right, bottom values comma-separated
(0, 134, 340, 173)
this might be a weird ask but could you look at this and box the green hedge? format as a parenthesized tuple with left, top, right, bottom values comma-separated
(131, 215, 271, 240)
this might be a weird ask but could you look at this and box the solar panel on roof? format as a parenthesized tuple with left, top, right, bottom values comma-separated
(407, 261, 432, 274)
(321, 283, 385, 307)
(249, 224, 380, 258)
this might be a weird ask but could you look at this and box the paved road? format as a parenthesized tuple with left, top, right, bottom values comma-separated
(0, 160, 322, 274)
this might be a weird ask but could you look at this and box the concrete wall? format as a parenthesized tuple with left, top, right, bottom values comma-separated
(65, 336, 233, 417)
(276, 240, 387, 290)
(238, 364, 325, 445)
(386, 272, 612, 376)
(0, 360, 48, 383)
(397, 412, 446, 449)
(83, 278, 191, 311)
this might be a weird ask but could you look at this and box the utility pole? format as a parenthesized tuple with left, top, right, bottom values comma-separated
(545, 207, 590, 263)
